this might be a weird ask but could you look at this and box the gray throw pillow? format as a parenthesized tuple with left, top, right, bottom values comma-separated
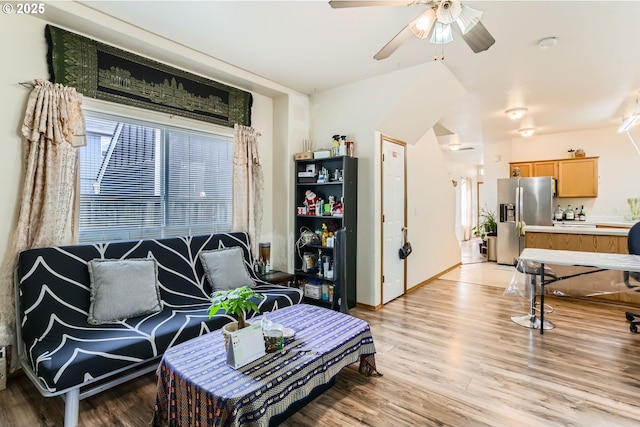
(200, 247, 255, 292)
(87, 258, 162, 325)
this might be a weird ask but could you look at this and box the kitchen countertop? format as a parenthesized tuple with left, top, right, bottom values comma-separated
(594, 221, 638, 228)
(524, 224, 630, 236)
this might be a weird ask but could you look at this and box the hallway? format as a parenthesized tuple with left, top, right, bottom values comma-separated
(439, 238, 516, 289)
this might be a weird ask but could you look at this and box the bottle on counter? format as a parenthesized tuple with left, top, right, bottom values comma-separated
(579, 205, 586, 221)
(565, 205, 575, 220)
(554, 205, 564, 221)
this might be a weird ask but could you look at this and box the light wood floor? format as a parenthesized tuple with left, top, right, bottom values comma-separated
(3, 258, 640, 426)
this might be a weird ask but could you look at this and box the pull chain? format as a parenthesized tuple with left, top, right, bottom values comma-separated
(432, 23, 445, 61)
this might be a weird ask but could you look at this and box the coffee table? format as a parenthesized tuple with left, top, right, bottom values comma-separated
(153, 304, 379, 427)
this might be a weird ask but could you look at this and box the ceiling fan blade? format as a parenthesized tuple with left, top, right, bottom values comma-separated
(459, 21, 495, 53)
(329, 1, 411, 8)
(373, 25, 414, 60)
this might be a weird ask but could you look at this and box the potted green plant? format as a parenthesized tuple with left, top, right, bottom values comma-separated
(472, 208, 498, 239)
(472, 208, 497, 254)
(209, 286, 264, 334)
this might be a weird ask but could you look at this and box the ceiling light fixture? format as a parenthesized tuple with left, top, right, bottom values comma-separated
(448, 143, 462, 151)
(430, 22, 454, 44)
(409, 9, 437, 39)
(505, 107, 528, 120)
(618, 99, 640, 132)
(519, 128, 536, 137)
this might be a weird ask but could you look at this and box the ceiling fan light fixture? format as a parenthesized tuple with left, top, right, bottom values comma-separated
(519, 127, 536, 137)
(430, 23, 454, 45)
(455, 4, 483, 34)
(505, 107, 528, 120)
(409, 8, 437, 39)
(436, 0, 462, 25)
(448, 143, 461, 151)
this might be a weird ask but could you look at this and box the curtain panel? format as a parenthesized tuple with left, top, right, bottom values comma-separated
(232, 125, 263, 259)
(0, 80, 85, 371)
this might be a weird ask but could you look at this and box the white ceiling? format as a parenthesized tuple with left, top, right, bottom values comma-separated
(73, 1, 640, 168)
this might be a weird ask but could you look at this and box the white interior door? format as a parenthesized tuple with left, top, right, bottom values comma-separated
(382, 137, 406, 304)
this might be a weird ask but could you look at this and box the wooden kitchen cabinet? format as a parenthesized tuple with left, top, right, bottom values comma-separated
(557, 157, 598, 198)
(524, 232, 626, 254)
(509, 161, 557, 178)
(509, 157, 598, 197)
(509, 162, 532, 177)
(533, 160, 558, 179)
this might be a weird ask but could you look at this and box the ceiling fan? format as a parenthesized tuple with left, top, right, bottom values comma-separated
(329, 0, 495, 60)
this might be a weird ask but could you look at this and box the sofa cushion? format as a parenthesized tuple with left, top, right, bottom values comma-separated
(88, 258, 162, 324)
(200, 247, 255, 291)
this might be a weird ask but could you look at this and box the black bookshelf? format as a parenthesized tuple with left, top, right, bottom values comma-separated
(294, 156, 357, 310)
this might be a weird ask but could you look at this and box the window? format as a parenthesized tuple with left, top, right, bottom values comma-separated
(79, 112, 233, 243)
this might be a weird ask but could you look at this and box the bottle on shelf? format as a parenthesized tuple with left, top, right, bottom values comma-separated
(554, 205, 564, 221)
(579, 205, 586, 221)
(321, 223, 328, 246)
(565, 204, 575, 220)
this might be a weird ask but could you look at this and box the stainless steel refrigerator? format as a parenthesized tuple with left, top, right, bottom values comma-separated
(497, 177, 554, 265)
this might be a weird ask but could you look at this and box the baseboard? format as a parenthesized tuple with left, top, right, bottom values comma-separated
(406, 262, 462, 294)
(355, 302, 382, 311)
(354, 262, 461, 307)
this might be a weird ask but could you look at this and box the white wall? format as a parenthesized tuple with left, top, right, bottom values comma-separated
(310, 62, 465, 307)
(273, 93, 311, 272)
(406, 129, 460, 290)
(482, 140, 512, 215)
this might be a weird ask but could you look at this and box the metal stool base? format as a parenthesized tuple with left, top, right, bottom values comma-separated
(511, 314, 555, 330)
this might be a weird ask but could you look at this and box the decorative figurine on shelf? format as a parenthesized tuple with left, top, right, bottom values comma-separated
(332, 169, 342, 182)
(304, 190, 320, 216)
(317, 167, 329, 183)
(332, 202, 343, 215)
(328, 195, 336, 213)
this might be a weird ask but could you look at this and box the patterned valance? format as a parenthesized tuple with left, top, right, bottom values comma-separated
(45, 25, 252, 127)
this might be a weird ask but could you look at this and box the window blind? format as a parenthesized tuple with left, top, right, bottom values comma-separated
(79, 113, 233, 243)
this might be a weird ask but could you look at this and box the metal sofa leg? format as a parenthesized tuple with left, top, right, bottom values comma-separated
(64, 388, 80, 427)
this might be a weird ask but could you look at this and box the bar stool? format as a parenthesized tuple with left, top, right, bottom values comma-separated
(511, 260, 557, 330)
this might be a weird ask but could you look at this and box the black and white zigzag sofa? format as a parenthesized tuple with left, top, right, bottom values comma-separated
(15, 232, 303, 427)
